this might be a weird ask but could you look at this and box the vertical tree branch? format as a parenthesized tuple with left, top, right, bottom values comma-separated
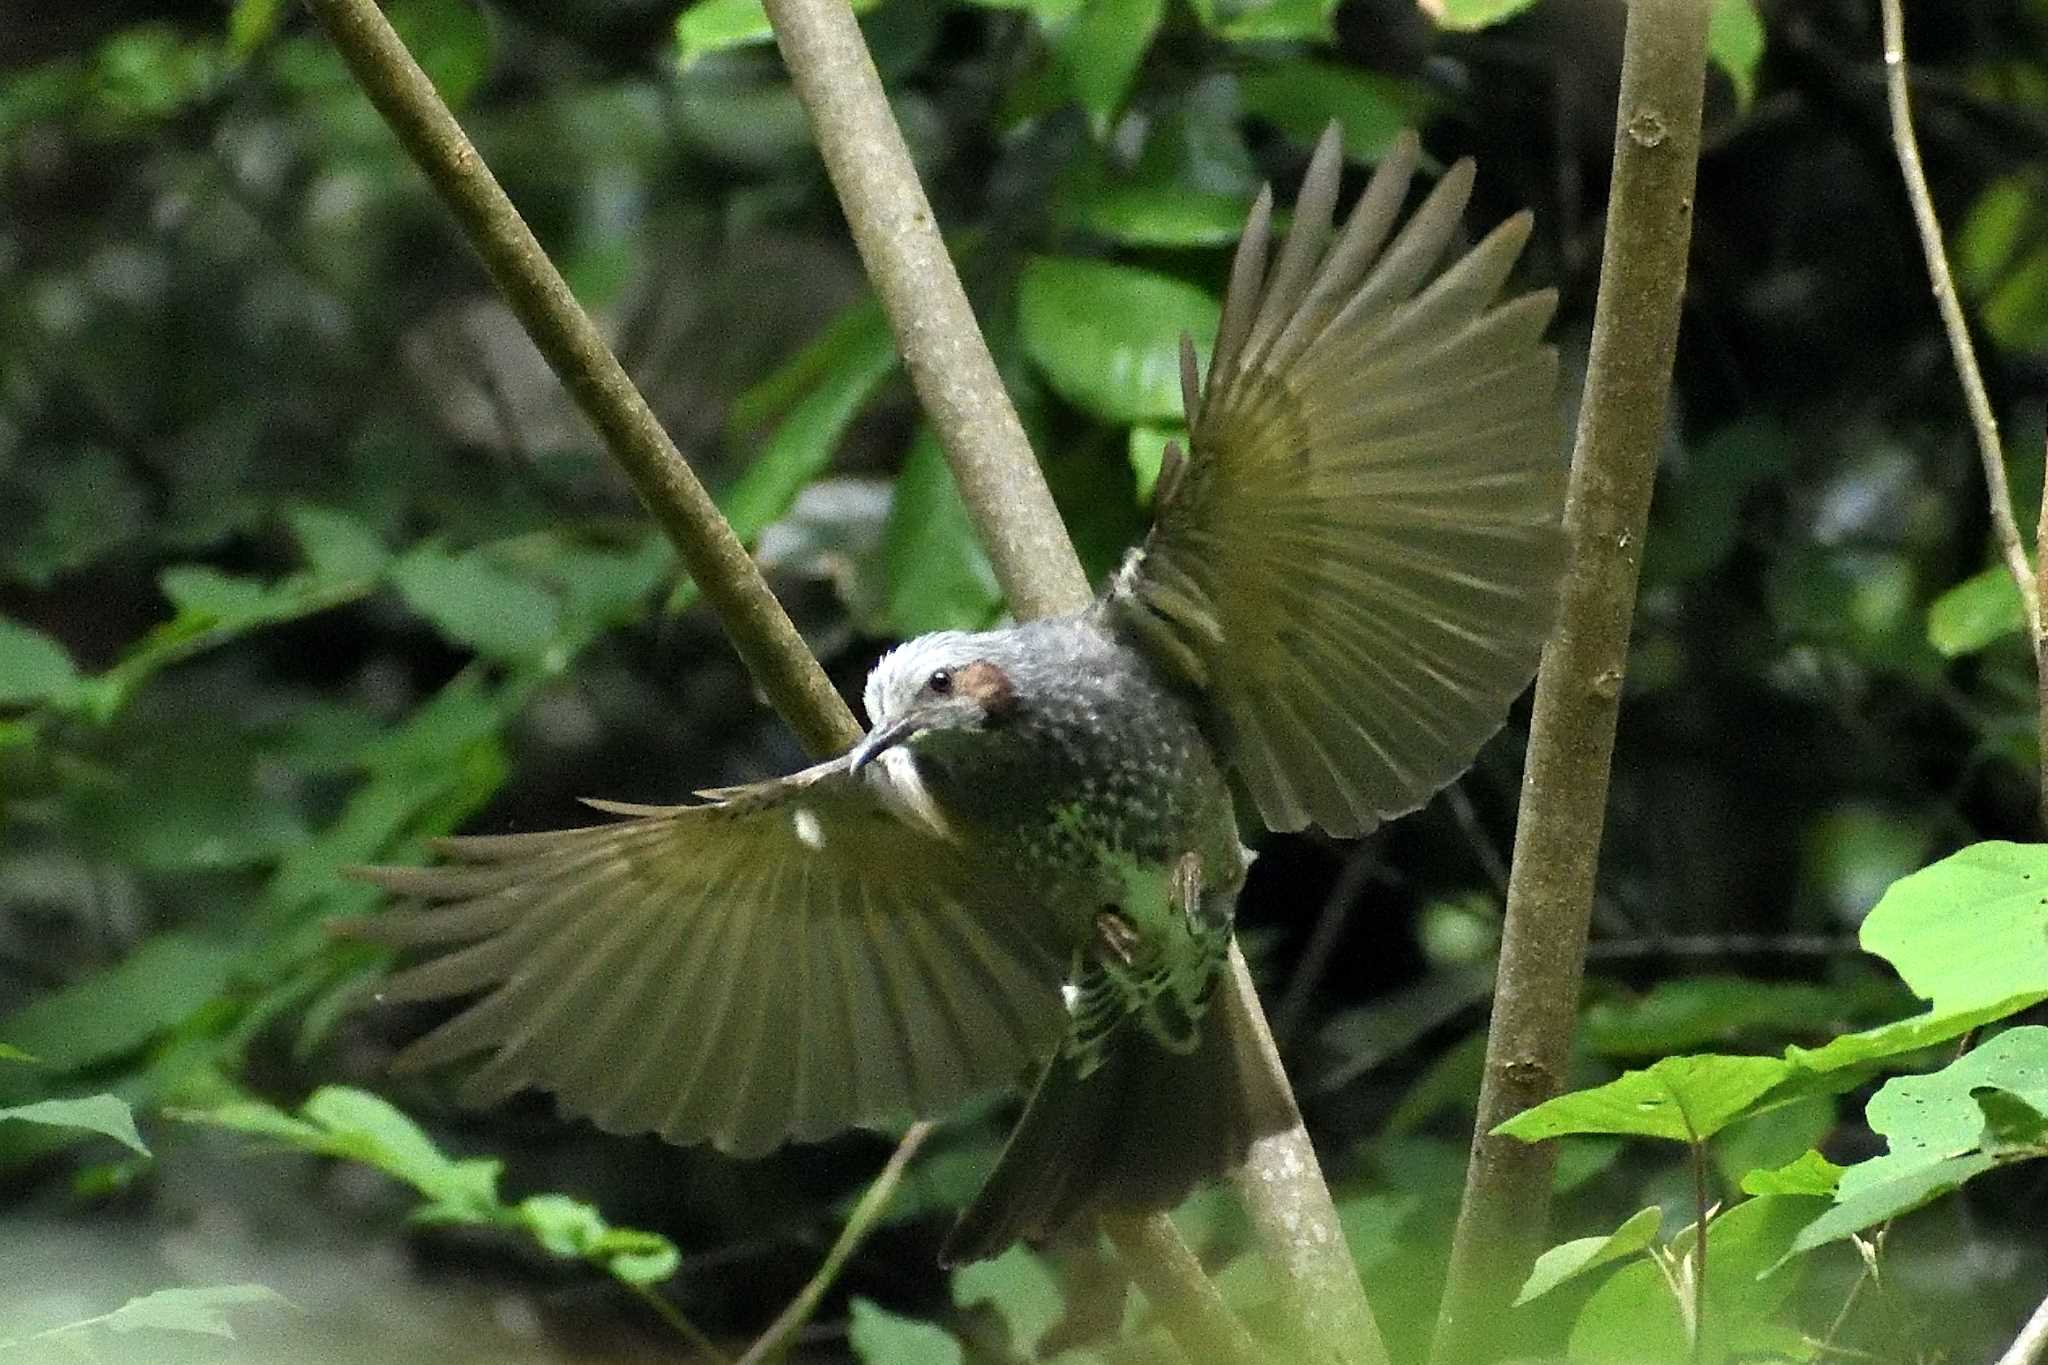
(1428, 3, 1710, 1361)
(759, 0, 1090, 621)
(301, 0, 858, 759)
(1880, 0, 2039, 646)
(759, 4, 1387, 1362)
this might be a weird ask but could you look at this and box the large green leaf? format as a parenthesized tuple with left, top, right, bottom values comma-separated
(1495, 1054, 1792, 1144)
(1790, 842, 2048, 1071)
(1018, 257, 1217, 425)
(0, 932, 235, 1076)
(1837, 1026, 2048, 1198)
(389, 542, 563, 665)
(1055, 0, 1164, 135)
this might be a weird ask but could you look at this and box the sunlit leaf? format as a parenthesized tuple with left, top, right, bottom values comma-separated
(1428, 0, 1541, 31)
(1790, 842, 2048, 1071)
(1515, 1206, 1661, 1306)
(1708, 0, 1766, 108)
(1019, 257, 1216, 425)
(1927, 563, 2027, 657)
(0, 1094, 150, 1156)
(1741, 1148, 1846, 1198)
(678, 0, 884, 68)
(1495, 1054, 1792, 1143)
(1783, 1152, 1996, 1263)
(1838, 1026, 2048, 1198)
(1065, 184, 1250, 247)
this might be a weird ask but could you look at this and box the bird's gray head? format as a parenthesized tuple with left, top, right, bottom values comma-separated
(852, 630, 1024, 772)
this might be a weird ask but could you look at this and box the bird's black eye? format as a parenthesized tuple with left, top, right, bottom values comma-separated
(927, 668, 954, 696)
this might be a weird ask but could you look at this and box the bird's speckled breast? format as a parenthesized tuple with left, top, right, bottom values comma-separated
(905, 613, 1245, 947)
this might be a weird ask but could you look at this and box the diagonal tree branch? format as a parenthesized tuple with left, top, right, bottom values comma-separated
(758, 4, 1389, 1364)
(1428, 1, 1710, 1361)
(303, 0, 858, 760)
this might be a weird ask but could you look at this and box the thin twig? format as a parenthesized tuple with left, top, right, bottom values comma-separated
(1994, 1288, 2048, 1365)
(628, 1282, 733, 1364)
(735, 1123, 936, 1365)
(757, 3, 1385, 1363)
(303, 0, 858, 759)
(1100, 1212, 1263, 1365)
(1880, 0, 2039, 648)
(1428, 2, 1711, 1361)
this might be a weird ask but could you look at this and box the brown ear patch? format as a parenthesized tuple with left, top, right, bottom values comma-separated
(955, 660, 1017, 716)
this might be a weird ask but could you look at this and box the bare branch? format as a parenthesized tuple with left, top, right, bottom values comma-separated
(302, 0, 859, 759)
(1880, 0, 2040, 649)
(1428, 2, 1711, 1360)
(1995, 1288, 2048, 1365)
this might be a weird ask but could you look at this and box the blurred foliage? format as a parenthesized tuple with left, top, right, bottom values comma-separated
(4, 0, 2048, 1361)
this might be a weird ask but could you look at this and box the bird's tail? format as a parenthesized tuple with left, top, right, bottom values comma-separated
(940, 975, 1295, 1266)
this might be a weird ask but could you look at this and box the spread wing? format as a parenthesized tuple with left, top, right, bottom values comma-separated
(1111, 124, 1566, 836)
(349, 760, 1068, 1157)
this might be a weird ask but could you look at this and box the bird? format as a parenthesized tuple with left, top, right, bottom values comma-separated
(348, 123, 1566, 1267)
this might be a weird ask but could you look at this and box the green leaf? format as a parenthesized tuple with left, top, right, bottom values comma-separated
(1065, 184, 1251, 247)
(1790, 842, 2048, 1071)
(1708, 0, 1766, 109)
(1837, 1025, 2048, 1198)
(1495, 1054, 1791, 1144)
(1927, 563, 2026, 657)
(678, 0, 884, 68)
(287, 504, 390, 584)
(1581, 975, 1898, 1058)
(1430, 0, 1541, 31)
(0, 1043, 36, 1063)
(389, 542, 562, 664)
(1055, 0, 1164, 136)
(389, 0, 490, 109)
(1237, 61, 1427, 163)
(228, 0, 287, 57)
(0, 616, 80, 707)
(1019, 257, 1217, 425)
(1514, 1205, 1661, 1306)
(874, 431, 1003, 636)
(1741, 1149, 1846, 1198)
(0, 1095, 150, 1156)
(848, 1298, 963, 1365)
(1570, 1195, 1825, 1363)
(1189, 0, 1337, 42)
(952, 1248, 1063, 1356)
(518, 1193, 681, 1284)
(0, 1284, 289, 1350)
(0, 932, 235, 1073)
(1784, 1152, 1997, 1263)
(721, 306, 900, 542)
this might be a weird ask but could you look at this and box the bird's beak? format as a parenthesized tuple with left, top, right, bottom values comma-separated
(850, 698, 983, 773)
(849, 712, 928, 773)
